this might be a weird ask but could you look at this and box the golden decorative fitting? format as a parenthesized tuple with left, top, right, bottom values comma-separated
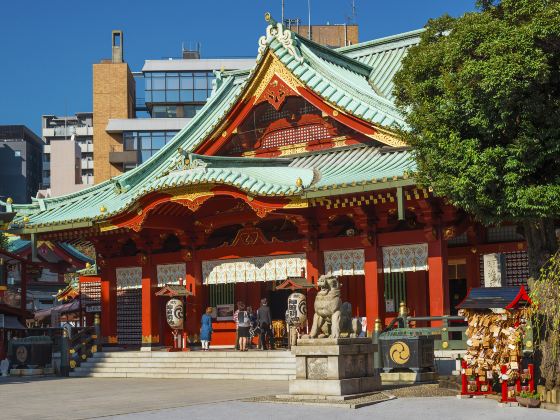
(137, 208, 143, 215)
(222, 130, 227, 137)
(398, 301, 408, 317)
(442, 341, 449, 349)
(374, 318, 383, 332)
(81, 354, 87, 360)
(470, 247, 477, 254)
(332, 110, 339, 117)
(70, 360, 76, 369)
(6, 197, 13, 204)
(69, 348, 75, 354)
(295, 177, 303, 188)
(85, 262, 91, 269)
(525, 340, 533, 348)
(91, 345, 97, 353)
(63, 329, 69, 338)
(23, 216, 29, 223)
(94, 313, 100, 325)
(264, 11, 271, 22)
(100, 205, 107, 213)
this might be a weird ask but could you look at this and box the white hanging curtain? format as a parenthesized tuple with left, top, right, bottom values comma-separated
(202, 254, 306, 285)
(115, 266, 142, 290)
(156, 263, 186, 287)
(323, 249, 365, 276)
(382, 243, 428, 273)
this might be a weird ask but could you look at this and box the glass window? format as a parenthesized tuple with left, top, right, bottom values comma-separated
(152, 91, 165, 102)
(152, 136, 165, 150)
(194, 76, 207, 90)
(141, 151, 151, 163)
(180, 76, 193, 89)
(194, 90, 207, 102)
(166, 90, 179, 102)
(166, 77, 179, 89)
(145, 91, 152, 102)
(145, 77, 151, 90)
(141, 137, 151, 150)
(183, 105, 196, 118)
(151, 106, 165, 117)
(180, 90, 193, 101)
(152, 77, 165, 90)
(124, 137, 137, 150)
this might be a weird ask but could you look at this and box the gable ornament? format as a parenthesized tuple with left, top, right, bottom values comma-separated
(258, 13, 304, 64)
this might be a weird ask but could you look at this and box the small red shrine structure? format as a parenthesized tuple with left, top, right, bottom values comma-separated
(0, 18, 529, 348)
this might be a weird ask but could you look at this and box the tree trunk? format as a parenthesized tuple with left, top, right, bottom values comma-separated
(522, 218, 558, 280)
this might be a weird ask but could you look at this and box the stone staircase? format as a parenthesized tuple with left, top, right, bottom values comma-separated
(70, 350, 296, 380)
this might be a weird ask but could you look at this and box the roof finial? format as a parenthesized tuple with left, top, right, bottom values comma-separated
(257, 12, 303, 63)
(264, 12, 276, 25)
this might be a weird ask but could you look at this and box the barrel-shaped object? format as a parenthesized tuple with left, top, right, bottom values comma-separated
(287, 292, 307, 327)
(166, 298, 184, 329)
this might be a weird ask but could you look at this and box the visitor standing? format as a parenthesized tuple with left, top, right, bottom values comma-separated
(234, 301, 250, 351)
(257, 298, 274, 350)
(200, 307, 213, 351)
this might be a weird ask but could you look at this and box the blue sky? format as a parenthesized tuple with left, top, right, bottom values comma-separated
(0, 1, 475, 134)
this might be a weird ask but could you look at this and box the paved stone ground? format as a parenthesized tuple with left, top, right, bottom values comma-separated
(111, 398, 560, 420)
(1, 376, 558, 420)
(0, 376, 286, 420)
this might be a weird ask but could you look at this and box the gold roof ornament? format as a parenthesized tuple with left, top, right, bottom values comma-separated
(85, 262, 92, 269)
(6, 197, 13, 204)
(23, 216, 29, 223)
(100, 205, 107, 213)
(295, 177, 303, 188)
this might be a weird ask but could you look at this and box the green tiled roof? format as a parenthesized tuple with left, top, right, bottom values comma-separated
(2, 23, 418, 233)
(5, 235, 93, 264)
(268, 31, 406, 128)
(337, 29, 422, 100)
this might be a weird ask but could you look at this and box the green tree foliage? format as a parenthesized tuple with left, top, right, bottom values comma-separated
(393, 0, 560, 277)
(530, 251, 560, 389)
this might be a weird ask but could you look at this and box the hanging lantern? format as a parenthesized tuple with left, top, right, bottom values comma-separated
(166, 298, 184, 330)
(287, 292, 307, 327)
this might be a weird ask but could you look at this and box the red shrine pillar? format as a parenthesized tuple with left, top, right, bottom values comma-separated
(185, 255, 199, 336)
(100, 264, 117, 344)
(141, 257, 159, 349)
(20, 261, 27, 312)
(427, 230, 450, 320)
(306, 246, 322, 285)
(364, 245, 385, 333)
(305, 246, 322, 328)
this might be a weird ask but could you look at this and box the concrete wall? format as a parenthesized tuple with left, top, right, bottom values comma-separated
(0, 131, 42, 203)
(50, 140, 87, 196)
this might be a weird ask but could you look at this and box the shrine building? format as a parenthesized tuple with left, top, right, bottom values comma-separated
(0, 18, 529, 348)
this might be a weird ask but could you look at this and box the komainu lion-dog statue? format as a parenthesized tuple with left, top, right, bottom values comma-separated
(308, 275, 362, 338)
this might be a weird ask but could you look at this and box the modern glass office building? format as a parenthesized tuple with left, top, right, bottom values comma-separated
(105, 56, 254, 172)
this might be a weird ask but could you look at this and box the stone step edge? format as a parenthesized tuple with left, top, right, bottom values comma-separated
(69, 372, 294, 380)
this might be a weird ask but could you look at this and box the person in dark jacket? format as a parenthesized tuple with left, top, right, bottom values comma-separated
(257, 298, 274, 350)
(200, 307, 213, 351)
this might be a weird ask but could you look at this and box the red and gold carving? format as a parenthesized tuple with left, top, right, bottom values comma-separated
(256, 74, 297, 111)
(230, 226, 269, 247)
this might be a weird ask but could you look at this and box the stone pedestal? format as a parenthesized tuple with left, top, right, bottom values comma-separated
(289, 337, 381, 396)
